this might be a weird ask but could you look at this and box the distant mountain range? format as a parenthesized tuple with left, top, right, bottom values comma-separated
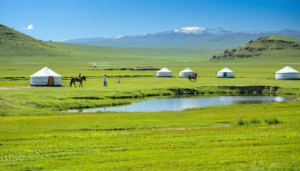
(61, 27, 300, 47)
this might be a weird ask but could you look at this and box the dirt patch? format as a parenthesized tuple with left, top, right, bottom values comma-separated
(0, 86, 38, 90)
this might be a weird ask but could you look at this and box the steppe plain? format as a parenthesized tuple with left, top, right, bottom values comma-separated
(0, 25, 300, 170)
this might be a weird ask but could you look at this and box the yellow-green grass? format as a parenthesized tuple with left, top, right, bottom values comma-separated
(0, 101, 300, 170)
(268, 35, 300, 43)
(1, 64, 300, 79)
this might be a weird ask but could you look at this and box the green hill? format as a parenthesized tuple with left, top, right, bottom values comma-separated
(210, 35, 300, 63)
(0, 24, 67, 57)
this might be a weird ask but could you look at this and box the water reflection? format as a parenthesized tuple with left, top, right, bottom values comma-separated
(67, 95, 296, 113)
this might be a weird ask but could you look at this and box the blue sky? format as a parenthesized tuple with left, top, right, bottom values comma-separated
(1, 0, 299, 41)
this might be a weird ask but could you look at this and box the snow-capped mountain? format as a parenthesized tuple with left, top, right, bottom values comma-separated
(61, 27, 300, 47)
(173, 27, 241, 35)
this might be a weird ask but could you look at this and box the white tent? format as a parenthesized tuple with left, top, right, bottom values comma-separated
(179, 68, 194, 78)
(217, 67, 234, 78)
(275, 66, 299, 80)
(156, 67, 172, 77)
(30, 67, 62, 86)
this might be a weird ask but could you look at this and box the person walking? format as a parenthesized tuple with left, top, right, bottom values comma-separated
(103, 75, 107, 86)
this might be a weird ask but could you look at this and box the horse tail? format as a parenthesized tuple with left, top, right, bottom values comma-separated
(70, 78, 73, 87)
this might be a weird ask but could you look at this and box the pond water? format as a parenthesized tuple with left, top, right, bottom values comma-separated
(66, 95, 296, 113)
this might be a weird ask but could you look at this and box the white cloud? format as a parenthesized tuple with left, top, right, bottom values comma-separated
(61, 39, 67, 42)
(23, 24, 34, 30)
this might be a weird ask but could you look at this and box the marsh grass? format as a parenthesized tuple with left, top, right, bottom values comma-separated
(237, 118, 246, 125)
(264, 118, 280, 124)
(237, 118, 265, 126)
(250, 118, 262, 124)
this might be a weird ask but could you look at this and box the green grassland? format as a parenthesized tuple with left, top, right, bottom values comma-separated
(1, 25, 300, 170)
(0, 101, 300, 170)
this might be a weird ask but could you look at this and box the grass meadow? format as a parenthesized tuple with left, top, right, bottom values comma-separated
(1, 40, 300, 170)
(1, 101, 300, 170)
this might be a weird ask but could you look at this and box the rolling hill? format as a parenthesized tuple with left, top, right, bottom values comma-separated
(0, 24, 67, 57)
(1, 24, 300, 65)
(210, 35, 300, 63)
(0, 25, 220, 66)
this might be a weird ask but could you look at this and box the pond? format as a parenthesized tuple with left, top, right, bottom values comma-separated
(66, 95, 296, 113)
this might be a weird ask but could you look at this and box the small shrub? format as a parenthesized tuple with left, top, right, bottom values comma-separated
(0, 142, 3, 146)
(251, 118, 261, 124)
(264, 118, 280, 124)
(237, 118, 245, 125)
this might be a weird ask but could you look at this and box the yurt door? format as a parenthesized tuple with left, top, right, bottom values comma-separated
(47, 76, 54, 86)
(223, 72, 227, 78)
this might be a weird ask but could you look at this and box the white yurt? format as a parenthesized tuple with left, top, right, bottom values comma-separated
(30, 67, 62, 86)
(217, 67, 234, 78)
(156, 67, 172, 77)
(275, 66, 299, 80)
(179, 68, 194, 78)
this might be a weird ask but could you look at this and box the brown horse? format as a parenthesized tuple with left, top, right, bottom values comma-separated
(188, 73, 197, 82)
(70, 76, 86, 87)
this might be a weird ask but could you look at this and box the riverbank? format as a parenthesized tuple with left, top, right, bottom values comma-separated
(0, 83, 300, 116)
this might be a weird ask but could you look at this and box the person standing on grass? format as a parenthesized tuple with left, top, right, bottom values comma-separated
(103, 74, 107, 86)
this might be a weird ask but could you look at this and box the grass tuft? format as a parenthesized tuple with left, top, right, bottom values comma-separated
(237, 118, 245, 125)
(250, 118, 261, 124)
(264, 118, 280, 124)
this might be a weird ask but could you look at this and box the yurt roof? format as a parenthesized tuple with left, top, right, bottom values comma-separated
(31, 67, 61, 76)
(158, 67, 172, 72)
(219, 67, 234, 72)
(276, 66, 299, 74)
(180, 68, 194, 72)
